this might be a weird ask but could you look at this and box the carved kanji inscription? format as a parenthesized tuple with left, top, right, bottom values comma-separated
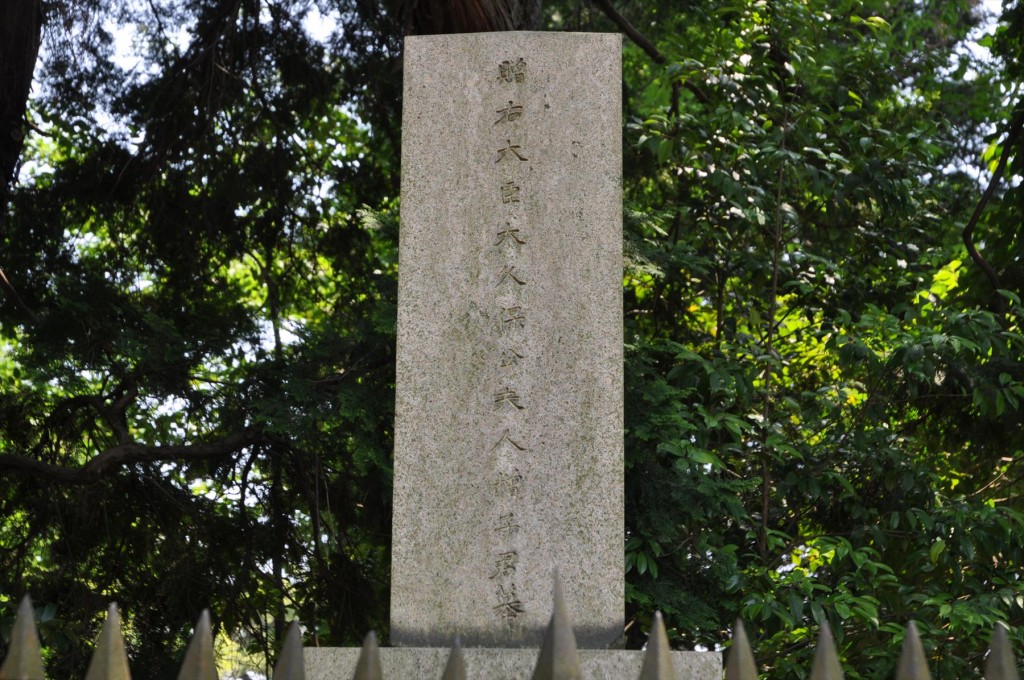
(495, 226, 526, 245)
(494, 469, 525, 497)
(493, 512, 520, 538)
(496, 265, 526, 286)
(501, 306, 525, 332)
(489, 550, 519, 579)
(494, 583, 525, 622)
(500, 348, 525, 368)
(495, 101, 524, 125)
(491, 428, 526, 451)
(498, 58, 526, 83)
(500, 181, 521, 203)
(493, 387, 525, 411)
(495, 140, 528, 163)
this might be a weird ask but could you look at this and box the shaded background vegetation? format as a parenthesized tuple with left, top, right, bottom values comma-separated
(1, 0, 1023, 677)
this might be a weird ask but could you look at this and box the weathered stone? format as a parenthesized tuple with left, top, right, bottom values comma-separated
(391, 31, 624, 648)
(304, 648, 721, 680)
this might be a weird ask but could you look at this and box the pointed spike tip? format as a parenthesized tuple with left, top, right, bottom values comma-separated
(985, 622, 1019, 680)
(725, 619, 758, 680)
(531, 569, 582, 680)
(808, 620, 843, 680)
(638, 611, 676, 680)
(441, 635, 467, 680)
(273, 621, 306, 680)
(895, 621, 932, 680)
(0, 595, 45, 680)
(351, 630, 382, 680)
(176, 610, 218, 680)
(84, 602, 132, 680)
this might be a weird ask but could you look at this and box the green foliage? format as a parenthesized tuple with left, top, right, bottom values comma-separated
(1, 2, 403, 676)
(1, 0, 1024, 677)
(612, 0, 1024, 675)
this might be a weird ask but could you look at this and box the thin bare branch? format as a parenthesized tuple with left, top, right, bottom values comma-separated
(0, 267, 40, 322)
(963, 100, 1024, 313)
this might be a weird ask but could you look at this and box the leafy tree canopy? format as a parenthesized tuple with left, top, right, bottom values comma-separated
(1, 0, 1023, 677)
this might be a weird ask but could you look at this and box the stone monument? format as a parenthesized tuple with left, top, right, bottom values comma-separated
(305, 31, 720, 679)
(391, 30, 623, 649)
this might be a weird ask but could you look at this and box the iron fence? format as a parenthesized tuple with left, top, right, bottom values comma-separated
(1, 579, 1019, 680)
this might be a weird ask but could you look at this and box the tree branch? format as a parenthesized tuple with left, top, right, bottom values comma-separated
(593, 0, 663, 64)
(104, 381, 139, 445)
(0, 267, 40, 322)
(592, 0, 709, 108)
(963, 101, 1024, 313)
(0, 429, 270, 484)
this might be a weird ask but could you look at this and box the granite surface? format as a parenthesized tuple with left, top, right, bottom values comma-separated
(392, 32, 624, 648)
(304, 648, 721, 680)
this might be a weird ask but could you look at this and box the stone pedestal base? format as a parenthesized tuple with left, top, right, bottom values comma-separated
(304, 647, 720, 679)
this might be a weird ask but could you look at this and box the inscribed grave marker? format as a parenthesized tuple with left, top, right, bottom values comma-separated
(390, 31, 623, 648)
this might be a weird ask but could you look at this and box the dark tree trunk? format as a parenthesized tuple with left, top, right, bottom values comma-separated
(0, 0, 42, 231)
(401, 0, 542, 34)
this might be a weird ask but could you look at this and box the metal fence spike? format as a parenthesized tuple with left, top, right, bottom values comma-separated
(808, 621, 843, 680)
(0, 595, 45, 680)
(84, 603, 132, 680)
(895, 621, 931, 680)
(273, 621, 305, 680)
(531, 570, 582, 680)
(352, 631, 382, 680)
(725, 619, 758, 680)
(176, 610, 218, 680)
(985, 623, 1019, 680)
(638, 611, 675, 680)
(441, 635, 467, 680)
